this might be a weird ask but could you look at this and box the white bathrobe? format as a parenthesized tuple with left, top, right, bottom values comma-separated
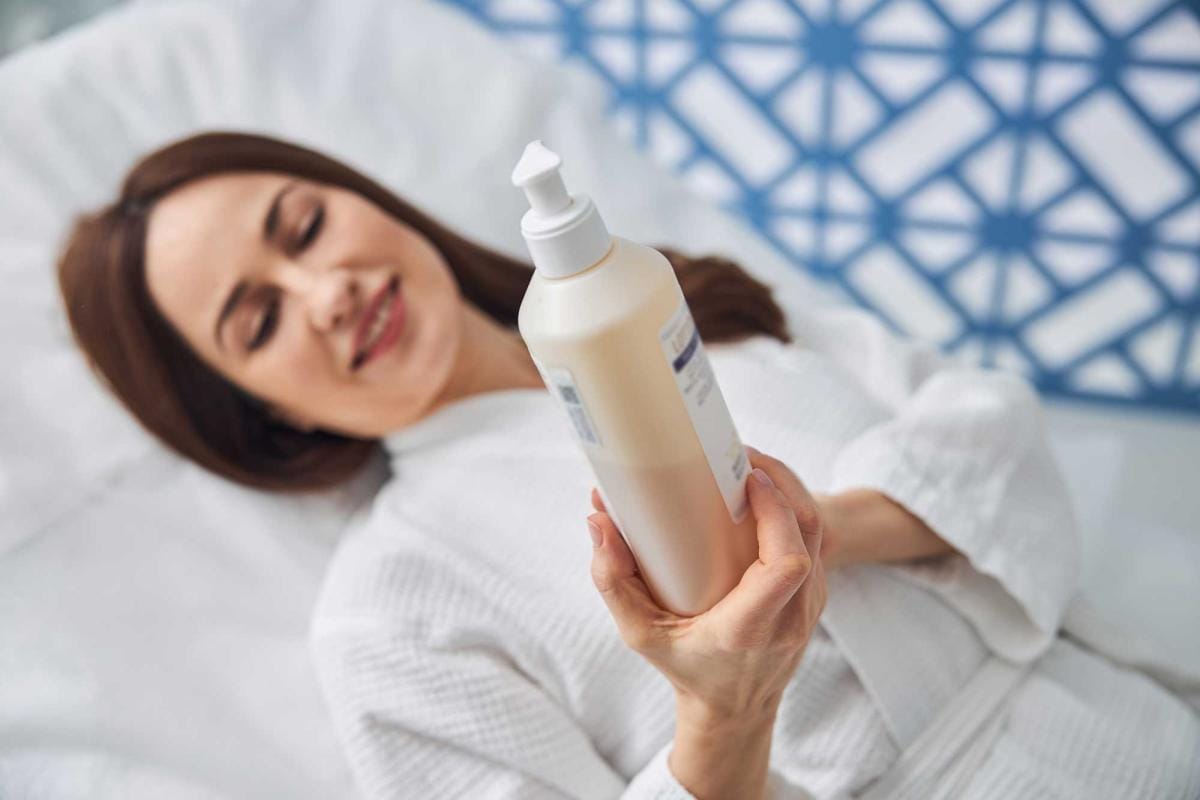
(309, 302, 1200, 800)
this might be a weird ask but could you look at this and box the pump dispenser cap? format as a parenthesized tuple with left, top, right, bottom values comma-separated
(512, 140, 612, 279)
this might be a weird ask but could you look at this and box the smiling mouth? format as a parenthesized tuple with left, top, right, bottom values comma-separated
(352, 275, 401, 370)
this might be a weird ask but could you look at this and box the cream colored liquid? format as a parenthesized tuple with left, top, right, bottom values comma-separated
(520, 237, 758, 616)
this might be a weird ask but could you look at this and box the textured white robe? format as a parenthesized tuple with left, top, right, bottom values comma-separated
(309, 303, 1200, 799)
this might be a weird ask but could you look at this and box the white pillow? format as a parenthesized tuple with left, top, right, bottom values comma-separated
(0, 0, 824, 548)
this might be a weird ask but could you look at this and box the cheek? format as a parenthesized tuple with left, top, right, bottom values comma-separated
(255, 326, 336, 396)
(415, 288, 464, 383)
(422, 284, 461, 341)
(402, 237, 460, 321)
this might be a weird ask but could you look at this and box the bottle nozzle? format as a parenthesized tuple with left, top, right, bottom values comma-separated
(511, 139, 612, 279)
(511, 140, 571, 216)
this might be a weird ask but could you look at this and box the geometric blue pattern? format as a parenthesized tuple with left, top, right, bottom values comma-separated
(439, 0, 1200, 414)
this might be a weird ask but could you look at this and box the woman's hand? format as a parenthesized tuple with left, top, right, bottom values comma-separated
(592, 446, 844, 571)
(585, 446, 827, 800)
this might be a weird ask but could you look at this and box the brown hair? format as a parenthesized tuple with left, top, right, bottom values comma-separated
(57, 132, 793, 492)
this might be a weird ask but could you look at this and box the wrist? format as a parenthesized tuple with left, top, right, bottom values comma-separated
(674, 690, 779, 739)
(814, 491, 857, 570)
(818, 488, 954, 567)
(671, 694, 777, 800)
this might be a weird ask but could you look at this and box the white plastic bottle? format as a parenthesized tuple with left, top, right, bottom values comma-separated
(511, 140, 757, 617)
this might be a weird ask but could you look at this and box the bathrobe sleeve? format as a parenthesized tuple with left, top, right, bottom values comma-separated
(792, 303, 1082, 662)
(308, 612, 806, 800)
(308, 617, 667, 799)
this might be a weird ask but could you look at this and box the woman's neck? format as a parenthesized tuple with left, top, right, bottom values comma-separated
(438, 302, 546, 405)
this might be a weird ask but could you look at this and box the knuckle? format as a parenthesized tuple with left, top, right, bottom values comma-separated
(620, 626, 652, 652)
(778, 625, 809, 652)
(772, 552, 813, 586)
(792, 499, 824, 537)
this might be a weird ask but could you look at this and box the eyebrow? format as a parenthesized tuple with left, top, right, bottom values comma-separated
(214, 181, 298, 350)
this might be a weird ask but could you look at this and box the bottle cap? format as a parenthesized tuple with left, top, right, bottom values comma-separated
(511, 140, 612, 279)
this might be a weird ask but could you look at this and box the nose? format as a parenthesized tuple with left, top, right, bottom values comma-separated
(274, 263, 358, 331)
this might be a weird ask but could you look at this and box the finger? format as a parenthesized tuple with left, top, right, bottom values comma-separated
(803, 551, 829, 622)
(745, 446, 823, 558)
(745, 467, 809, 565)
(712, 553, 812, 643)
(745, 446, 819, 532)
(708, 469, 812, 629)
(779, 547, 827, 640)
(587, 512, 672, 651)
(590, 487, 607, 514)
(786, 541, 827, 616)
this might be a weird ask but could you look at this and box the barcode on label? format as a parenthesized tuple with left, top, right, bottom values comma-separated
(567, 405, 599, 445)
(731, 448, 747, 480)
(531, 355, 604, 449)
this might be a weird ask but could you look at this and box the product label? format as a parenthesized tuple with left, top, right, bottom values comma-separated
(530, 356, 603, 448)
(659, 298, 750, 524)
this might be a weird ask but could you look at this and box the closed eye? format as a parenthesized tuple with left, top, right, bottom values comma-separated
(296, 204, 325, 251)
(249, 293, 281, 351)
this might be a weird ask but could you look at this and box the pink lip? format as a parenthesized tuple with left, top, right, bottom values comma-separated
(354, 277, 394, 355)
(354, 277, 405, 370)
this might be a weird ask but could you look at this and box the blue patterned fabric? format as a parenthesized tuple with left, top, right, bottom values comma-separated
(439, 0, 1200, 414)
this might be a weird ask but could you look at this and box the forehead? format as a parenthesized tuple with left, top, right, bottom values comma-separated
(143, 171, 286, 348)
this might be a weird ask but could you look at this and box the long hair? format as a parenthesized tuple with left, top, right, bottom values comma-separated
(56, 132, 793, 492)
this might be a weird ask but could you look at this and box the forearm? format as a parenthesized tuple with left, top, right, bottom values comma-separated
(819, 489, 956, 569)
(669, 696, 776, 800)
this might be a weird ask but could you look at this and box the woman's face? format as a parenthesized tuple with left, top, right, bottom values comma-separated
(144, 171, 463, 438)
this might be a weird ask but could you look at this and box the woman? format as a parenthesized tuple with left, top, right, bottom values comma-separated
(57, 132, 1198, 799)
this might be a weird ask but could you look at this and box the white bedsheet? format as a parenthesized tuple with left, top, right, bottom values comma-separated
(0, 0, 1195, 797)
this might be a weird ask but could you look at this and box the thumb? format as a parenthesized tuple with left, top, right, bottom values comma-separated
(708, 468, 811, 630)
(587, 513, 671, 652)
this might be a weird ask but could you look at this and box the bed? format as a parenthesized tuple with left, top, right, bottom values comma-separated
(0, 0, 1196, 797)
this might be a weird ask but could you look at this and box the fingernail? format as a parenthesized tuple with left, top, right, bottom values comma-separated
(587, 517, 603, 548)
(752, 468, 774, 487)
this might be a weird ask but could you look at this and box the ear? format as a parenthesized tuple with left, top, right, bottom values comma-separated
(267, 405, 317, 434)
